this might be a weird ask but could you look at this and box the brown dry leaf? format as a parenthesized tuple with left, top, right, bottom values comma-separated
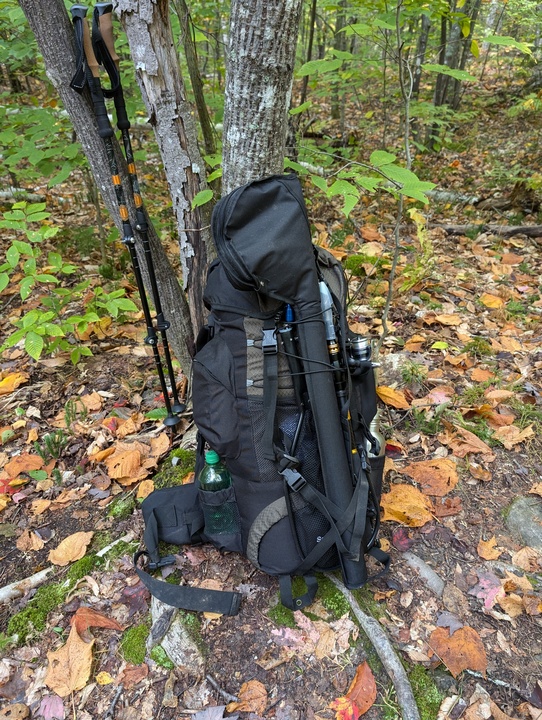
(327, 247, 348, 262)
(116, 467, 149, 486)
(529, 482, 542, 497)
(79, 391, 103, 411)
(48, 531, 94, 566)
(429, 626, 487, 677)
(484, 389, 515, 404)
(16, 530, 45, 552)
(376, 386, 411, 410)
(116, 663, 149, 688)
(501, 570, 533, 594)
(493, 424, 534, 450)
(523, 595, 542, 616)
(115, 413, 145, 439)
(402, 458, 459, 497)
(30, 498, 51, 516)
(469, 465, 492, 482)
(104, 449, 142, 479)
(361, 227, 386, 244)
(470, 367, 495, 382)
(0, 704, 30, 719)
(411, 385, 455, 408)
(26, 427, 39, 444)
(89, 446, 116, 463)
(137, 480, 154, 499)
(498, 593, 524, 618)
(404, 334, 426, 352)
(0, 494, 10, 512)
(346, 661, 377, 716)
(433, 497, 463, 518)
(480, 293, 504, 309)
(45, 623, 94, 697)
(512, 546, 541, 573)
(499, 336, 523, 352)
(501, 252, 523, 265)
(380, 484, 434, 527)
(226, 680, 267, 715)
(5, 453, 44, 478)
(0, 372, 29, 395)
(477, 536, 503, 561)
(435, 313, 462, 326)
(438, 425, 495, 461)
(150, 432, 170, 457)
(72, 606, 123, 636)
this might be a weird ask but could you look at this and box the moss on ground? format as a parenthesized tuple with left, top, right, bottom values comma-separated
(409, 665, 444, 720)
(66, 553, 102, 582)
(7, 582, 66, 643)
(153, 448, 196, 489)
(178, 609, 207, 656)
(107, 493, 136, 519)
(121, 622, 150, 665)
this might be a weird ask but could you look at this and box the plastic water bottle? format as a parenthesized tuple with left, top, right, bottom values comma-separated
(198, 450, 239, 535)
(366, 411, 385, 458)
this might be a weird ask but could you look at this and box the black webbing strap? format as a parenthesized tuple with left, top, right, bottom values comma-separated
(279, 574, 318, 610)
(261, 319, 280, 461)
(91, 7, 121, 97)
(70, 13, 87, 93)
(134, 509, 242, 616)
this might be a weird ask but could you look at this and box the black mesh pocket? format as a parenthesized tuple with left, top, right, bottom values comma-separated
(200, 486, 242, 553)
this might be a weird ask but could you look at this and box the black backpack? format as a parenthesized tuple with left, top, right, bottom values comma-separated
(135, 174, 388, 615)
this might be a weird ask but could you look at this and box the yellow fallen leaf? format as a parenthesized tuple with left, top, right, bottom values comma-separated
(498, 593, 524, 618)
(26, 427, 39, 444)
(0, 494, 11, 512)
(137, 479, 154, 499)
(435, 313, 462, 326)
(480, 293, 504, 309)
(376, 386, 410, 410)
(0, 372, 29, 396)
(95, 671, 114, 685)
(380, 484, 434, 527)
(31, 499, 51, 516)
(48, 531, 94, 566)
(477, 536, 503, 561)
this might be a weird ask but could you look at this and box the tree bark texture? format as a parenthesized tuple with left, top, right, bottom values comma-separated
(222, 0, 303, 195)
(115, 0, 213, 334)
(18, 0, 194, 376)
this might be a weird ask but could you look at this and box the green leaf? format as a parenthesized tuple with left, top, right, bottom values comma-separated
(341, 193, 359, 218)
(370, 150, 396, 167)
(13, 240, 33, 255)
(328, 179, 360, 199)
(191, 188, 213, 209)
(381, 164, 420, 184)
(206, 168, 222, 183)
(42, 323, 65, 337)
(26, 211, 49, 223)
(354, 175, 382, 192)
(48, 164, 73, 187)
(373, 18, 395, 30)
(29, 470, 48, 481)
(297, 58, 343, 77)
(431, 341, 449, 350)
(0, 273, 9, 293)
(79, 346, 93, 357)
(484, 35, 532, 55)
(145, 408, 168, 420)
(310, 175, 328, 193)
(70, 347, 81, 365)
(331, 49, 354, 60)
(398, 181, 436, 203)
(35, 274, 59, 284)
(48, 251, 62, 268)
(471, 39, 480, 58)
(20, 276, 35, 300)
(6, 245, 20, 267)
(113, 298, 139, 312)
(422, 64, 477, 82)
(340, 22, 372, 37)
(289, 101, 312, 115)
(25, 331, 44, 360)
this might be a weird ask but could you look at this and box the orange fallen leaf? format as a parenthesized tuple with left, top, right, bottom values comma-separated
(79, 391, 103, 411)
(498, 593, 524, 618)
(376, 386, 410, 410)
(116, 663, 149, 688)
(361, 227, 386, 244)
(72, 606, 123, 636)
(137, 479, 154, 499)
(469, 465, 492, 482)
(469, 367, 495, 382)
(380, 484, 434, 527)
(104, 449, 142, 479)
(48, 531, 94, 566)
(89, 446, 116, 463)
(484, 389, 514, 404)
(5, 453, 44, 479)
(330, 696, 360, 720)
(26, 427, 39, 444)
(438, 425, 495, 461)
(493, 424, 534, 450)
(346, 661, 377, 716)
(402, 458, 459, 497)
(0, 372, 29, 395)
(429, 626, 487, 677)
(477, 536, 503, 561)
(30, 498, 51, 516)
(226, 680, 267, 715)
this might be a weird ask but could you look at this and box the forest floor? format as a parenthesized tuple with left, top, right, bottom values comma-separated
(0, 71, 542, 720)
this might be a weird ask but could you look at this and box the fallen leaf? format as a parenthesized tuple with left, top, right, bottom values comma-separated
(0, 704, 30, 719)
(512, 546, 540, 573)
(71, 606, 123, 636)
(469, 367, 495, 382)
(468, 570, 505, 610)
(5, 453, 44, 478)
(16, 530, 45, 552)
(95, 671, 114, 685)
(37, 694, 65, 720)
(226, 680, 267, 715)
(433, 496, 463, 518)
(498, 593, 524, 618)
(469, 465, 492, 482)
(26, 428, 39, 444)
(79, 392, 103, 411)
(137, 480, 154, 499)
(429, 626, 487, 677)
(116, 663, 149, 689)
(380, 484, 434, 527)
(493, 424, 534, 450)
(529, 482, 542, 497)
(435, 313, 462, 326)
(0, 372, 29, 395)
(480, 293, 504, 309)
(523, 595, 542, 616)
(484, 389, 515, 404)
(48, 531, 94, 566)
(45, 624, 94, 697)
(477, 536, 503, 561)
(376, 386, 410, 410)
(104, 449, 142, 479)
(346, 662, 377, 716)
(329, 696, 360, 720)
(402, 458, 459, 497)
(438, 425, 495, 461)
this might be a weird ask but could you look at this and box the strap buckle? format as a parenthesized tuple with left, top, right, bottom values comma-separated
(148, 555, 176, 571)
(281, 467, 306, 492)
(262, 328, 277, 354)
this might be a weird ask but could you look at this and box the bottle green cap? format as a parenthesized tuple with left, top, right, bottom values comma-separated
(205, 450, 220, 464)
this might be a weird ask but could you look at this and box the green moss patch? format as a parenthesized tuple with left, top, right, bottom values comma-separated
(153, 448, 196, 489)
(409, 665, 444, 720)
(150, 644, 175, 669)
(121, 622, 150, 665)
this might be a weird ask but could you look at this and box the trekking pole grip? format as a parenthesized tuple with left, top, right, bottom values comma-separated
(95, 2, 130, 130)
(71, 4, 113, 139)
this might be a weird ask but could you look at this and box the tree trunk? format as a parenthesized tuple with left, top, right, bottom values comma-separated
(222, 0, 303, 194)
(18, 0, 194, 376)
(116, 0, 213, 336)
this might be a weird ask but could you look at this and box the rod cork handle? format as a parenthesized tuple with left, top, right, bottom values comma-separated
(95, 3, 120, 68)
(71, 5, 100, 79)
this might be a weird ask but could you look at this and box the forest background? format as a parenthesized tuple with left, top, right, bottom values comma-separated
(0, 1, 542, 719)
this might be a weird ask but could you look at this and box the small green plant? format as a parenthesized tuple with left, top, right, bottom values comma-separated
(505, 300, 527, 317)
(409, 407, 445, 436)
(84, 286, 139, 320)
(150, 645, 175, 669)
(34, 429, 68, 461)
(64, 398, 88, 430)
(463, 337, 494, 359)
(399, 209, 439, 292)
(401, 360, 428, 387)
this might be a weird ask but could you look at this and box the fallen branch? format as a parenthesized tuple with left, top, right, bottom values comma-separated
(402, 552, 445, 598)
(440, 223, 542, 238)
(0, 567, 54, 605)
(326, 573, 420, 720)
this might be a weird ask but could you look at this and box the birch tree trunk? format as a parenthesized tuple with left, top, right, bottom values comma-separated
(18, 0, 194, 376)
(222, 0, 303, 194)
(116, 0, 213, 334)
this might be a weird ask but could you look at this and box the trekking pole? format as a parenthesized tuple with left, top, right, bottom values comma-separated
(70, 5, 182, 428)
(91, 3, 184, 418)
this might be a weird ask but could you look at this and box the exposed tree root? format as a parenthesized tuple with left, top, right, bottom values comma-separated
(326, 573, 421, 720)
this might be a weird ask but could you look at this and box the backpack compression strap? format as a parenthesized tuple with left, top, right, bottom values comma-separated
(134, 507, 242, 616)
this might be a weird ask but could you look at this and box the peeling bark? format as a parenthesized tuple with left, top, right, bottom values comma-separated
(115, 0, 212, 333)
(222, 0, 303, 194)
(18, 0, 194, 376)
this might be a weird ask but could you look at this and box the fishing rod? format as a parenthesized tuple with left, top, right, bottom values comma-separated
(70, 4, 183, 427)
